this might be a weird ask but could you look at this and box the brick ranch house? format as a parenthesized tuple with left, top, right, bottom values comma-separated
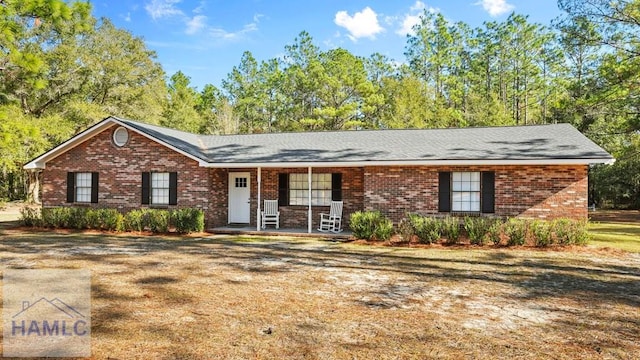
(24, 116, 613, 233)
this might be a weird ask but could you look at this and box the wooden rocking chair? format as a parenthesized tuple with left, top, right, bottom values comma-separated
(318, 201, 343, 233)
(261, 200, 280, 229)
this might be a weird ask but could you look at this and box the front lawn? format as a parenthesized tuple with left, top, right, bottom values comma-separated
(0, 229, 638, 359)
(589, 222, 640, 253)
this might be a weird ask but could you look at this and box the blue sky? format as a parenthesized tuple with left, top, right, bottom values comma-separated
(90, 0, 562, 90)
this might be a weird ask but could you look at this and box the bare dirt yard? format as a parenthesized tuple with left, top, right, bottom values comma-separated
(0, 225, 639, 359)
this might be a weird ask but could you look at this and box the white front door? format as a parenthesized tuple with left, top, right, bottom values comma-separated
(228, 172, 251, 223)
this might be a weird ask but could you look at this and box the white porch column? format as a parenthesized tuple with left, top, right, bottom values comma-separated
(256, 167, 262, 231)
(308, 166, 312, 233)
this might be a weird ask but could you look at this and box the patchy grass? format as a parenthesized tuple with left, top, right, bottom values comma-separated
(0, 229, 639, 359)
(589, 222, 640, 253)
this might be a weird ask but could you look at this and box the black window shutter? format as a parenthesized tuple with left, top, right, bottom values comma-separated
(169, 172, 178, 205)
(66, 172, 75, 203)
(438, 172, 451, 212)
(278, 173, 289, 206)
(481, 171, 495, 213)
(331, 173, 342, 201)
(141, 172, 150, 204)
(91, 172, 99, 203)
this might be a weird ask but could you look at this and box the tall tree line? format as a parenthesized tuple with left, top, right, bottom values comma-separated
(1, 0, 638, 208)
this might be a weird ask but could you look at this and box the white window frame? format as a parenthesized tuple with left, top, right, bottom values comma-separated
(75, 172, 92, 203)
(113, 126, 129, 147)
(289, 173, 332, 206)
(151, 172, 170, 205)
(452, 171, 481, 212)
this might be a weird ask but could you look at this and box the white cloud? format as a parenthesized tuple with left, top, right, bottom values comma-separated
(395, 1, 439, 36)
(145, 0, 184, 20)
(209, 22, 258, 40)
(334, 7, 384, 42)
(477, 0, 515, 17)
(145, 0, 261, 41)
(185, 15, 207, 34)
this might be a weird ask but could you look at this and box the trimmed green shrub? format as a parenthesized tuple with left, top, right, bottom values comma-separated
(505, 218, 528, 246)
(373, 217, 394, 241)
(19, 207, 42, 227)
(487, 219, 503, 245)
(349, 211, 394, 240)
(441, 216, 461, 244)
(553, 218, 589, 245)
(173, 208, 205, 233)
(411, 214, 442, 244)
(86, 209, 124, 231)
(531, 220, 552, 247)
(146, 209, 170, 233)
(42, 207, 73, 228)
(124, 209, 146, 232)
(464, 217, 492, 245)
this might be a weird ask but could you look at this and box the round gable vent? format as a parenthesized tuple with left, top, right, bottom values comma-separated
(113, 126, 129, 147)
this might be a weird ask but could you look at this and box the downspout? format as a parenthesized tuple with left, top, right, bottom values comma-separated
(308, 166, 312, 233)
(257, 167, 261, 231)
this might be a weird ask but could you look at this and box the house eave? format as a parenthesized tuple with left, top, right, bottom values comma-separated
(201, 158, 615, 168)
(23, 116, 209, 170)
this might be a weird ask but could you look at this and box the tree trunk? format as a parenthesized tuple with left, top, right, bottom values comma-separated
(26, 170, 41, 204)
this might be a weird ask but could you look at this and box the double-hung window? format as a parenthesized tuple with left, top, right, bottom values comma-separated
(288, 173, 332, 206)
(439, 171, 494, 213)
(66, 172, 98, 203)
(452, 172, 481, 212)
(142, 172, 178, 205)
(278, 173, 342, 206)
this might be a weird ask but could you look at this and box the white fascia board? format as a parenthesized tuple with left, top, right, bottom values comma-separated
(201, 158, 614, 168)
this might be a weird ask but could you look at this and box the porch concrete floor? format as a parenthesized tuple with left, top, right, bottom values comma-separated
(209, 225, 352, 240)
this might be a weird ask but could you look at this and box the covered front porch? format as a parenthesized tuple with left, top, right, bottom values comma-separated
(211, 165, 363, 234)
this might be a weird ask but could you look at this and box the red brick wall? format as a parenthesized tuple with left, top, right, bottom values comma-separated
(43, 125, 211, 218)
(363, 165, 588, 223)
(42, 126, 588, 230)
(258, 168, 364, 229)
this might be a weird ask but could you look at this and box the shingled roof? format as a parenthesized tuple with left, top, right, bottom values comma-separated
(118, 117, 614, 166)
(24, 116, 614, 169)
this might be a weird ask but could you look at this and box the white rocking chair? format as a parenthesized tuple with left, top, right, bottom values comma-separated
(318, 201, 343, 233)
(261, 200, 280, 229)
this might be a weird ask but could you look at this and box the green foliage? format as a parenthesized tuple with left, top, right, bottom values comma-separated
(20, 207, 205, 234)
(349, 211, 394, 241)
(505, 218, 528, 246)
(86, 209, 124, 231)
(464, 217, 492, 245)
(145, 209, 170, 233)
(41, 207, 73, 228)
(553, 218, 589, 245)
(124, 209, 146, 232)
(487, 219, 504, 245)
(172, 208, 205, 234)
(407, 214, 442, 244)
(19, 207, 42, 227)
(531, 220, 552, 247)
(441, 216, 461, 244)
